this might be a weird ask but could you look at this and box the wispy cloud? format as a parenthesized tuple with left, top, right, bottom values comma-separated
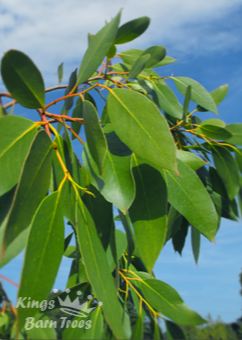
(0, 0, 242, 82)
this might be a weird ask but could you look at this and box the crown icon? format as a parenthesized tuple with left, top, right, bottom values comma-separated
(57, 292, 96, 318)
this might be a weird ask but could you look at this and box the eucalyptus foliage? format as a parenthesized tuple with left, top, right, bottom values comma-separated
(0, 12, 241, 339)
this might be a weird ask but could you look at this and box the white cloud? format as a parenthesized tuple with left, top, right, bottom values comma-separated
(0, 0, 242, 83)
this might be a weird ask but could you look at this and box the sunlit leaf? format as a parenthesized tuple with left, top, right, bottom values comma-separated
(0, 116, 38, 196)
(18, 190, 65, 328)
(172, 76, 218, 113)
(107, 88, 177, 172)
(163, 160, 218, 240)
(77, 12, 121, 84)
(1, 130, 53, 251)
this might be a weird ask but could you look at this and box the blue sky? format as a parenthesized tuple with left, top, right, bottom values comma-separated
(0, 0, 242, 324)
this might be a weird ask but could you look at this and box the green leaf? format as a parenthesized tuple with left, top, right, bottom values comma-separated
(171, 77, 218, 114)
(226, 124, 242, 145)
(107, 88, 177, 172)
(165, 320, 186, 340)
(0, 106, 7, 116)
(172, 220, 188, 255)
(130, 161, 167, 272)
(115, 16, 150, 44)
(62, 306, 104, 340)
(1, 130, 53, 251)
(83, 187, 114, 249)
(1, 50, 45, 109)
(72, 190, 131, 339)
(212, 147, 240, 200)
(119, 49, 143, 65)
(0, 116, 38, 196)
(134, 274, 206, 325)
(176, 150, 206, 170)
(83, 101, 108, 174)
(211, 84, 228, 105)
(107, 229, 127, 271)
(183, 85, 191, 119)
(130, 46, 166, 76)
(163, 160, 218, 240)
(77, 12, 121, 84)
(197, 124, 231, 140)
(154, 56, 176, 67)
(64, 69, 77, 111)
(18, 190, 65, 328)
(153, 80, 183, 119)
(191, 227, 200, 263)
(141, 46, 166, 68)
(71, 99, 84, 138)
(83, 146, 135, 212)
(129, 54, 151, 79)
(0, 228, 29, 268)
(57, 62, 64, 83)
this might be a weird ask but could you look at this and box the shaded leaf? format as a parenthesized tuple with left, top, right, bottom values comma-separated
(57, 62, 64, 83)
(116, 16, 150, 44)
(1, 50, 45, 108)
(191, 227, 200, 263)
(212, 147, 240, 200)
(130, 161, 168, 272)
(72, 190, 131, 339)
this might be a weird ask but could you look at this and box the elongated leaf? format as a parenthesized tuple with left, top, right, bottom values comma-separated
(172, 220, 188, 255)
(64, 69, 77, 111)
(57, 62, 64, 83)
(0, 116, 38, 196)
(211, 84, 228, 105)
(172, 77, 218, 113)
(18, 191, 65, 328)
(83, 101, 108, 173)
(107, 89, 177, 172)
(153, 80, 182, 119)
(77, 12, 121, 84)
(191, 227, 200, 263)
(163, 160, 218, 240)
(197, 125, 231, 140)
(84, 146, 135, 212)
(107, 229, 127, 271)
(63, 306, 104, 340)
(165, 320, 186, 340)
(226, 123, 242, 145)
(130, 161, 167, 272)
(116, 16, 150, 44)
(1, 50, 45, 108)
(212, 147, 240, 200)
(73, 191, 131, 339)
(1, 130, 53, 251)
(134, 274, 205, 325)
(71, 99, 83, 137)
(83, 187, 114, 249)
(176, 150, 206, 170)
(129, 54, 150, 79)
(0, 228, 29, 268)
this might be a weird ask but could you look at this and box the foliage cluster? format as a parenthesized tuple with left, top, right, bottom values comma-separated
(0, 12, 242, 339)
